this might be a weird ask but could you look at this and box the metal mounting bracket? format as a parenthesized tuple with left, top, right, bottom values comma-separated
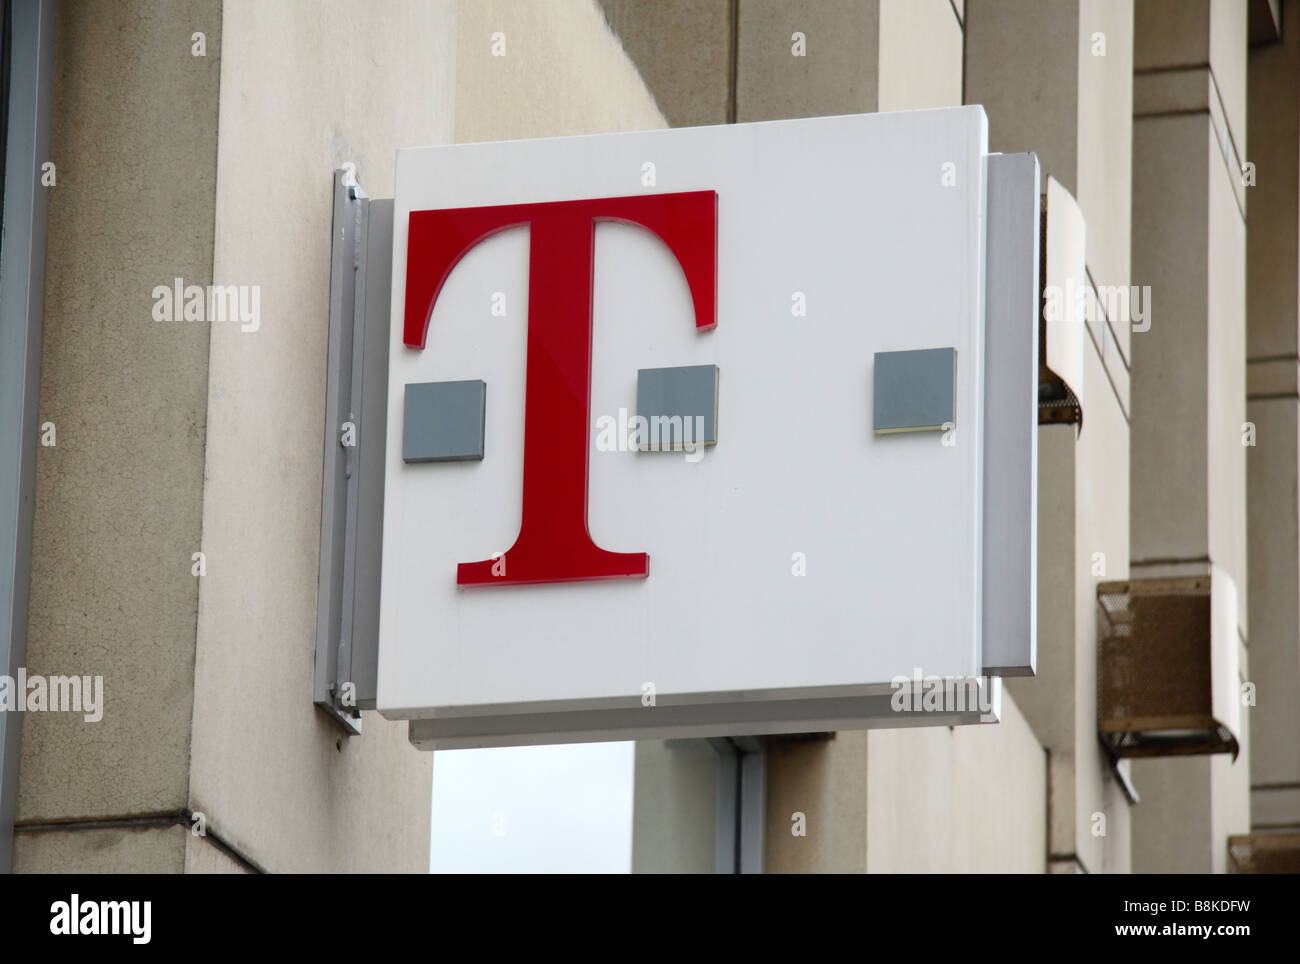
(707, 736, 766, 874)
(313, 169, 393, 734)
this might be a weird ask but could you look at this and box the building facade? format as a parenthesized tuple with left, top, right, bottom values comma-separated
(1, 0, 1296, 873)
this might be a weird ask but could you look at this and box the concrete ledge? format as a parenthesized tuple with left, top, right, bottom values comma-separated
(1136, 67, 1246, 217)
(1252, 784, 1300, 830)
(13, 822, 186, 874)
(1247, 356, 1300, 399)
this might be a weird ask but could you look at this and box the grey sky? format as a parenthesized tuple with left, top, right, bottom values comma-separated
(430, 742, 635, 873)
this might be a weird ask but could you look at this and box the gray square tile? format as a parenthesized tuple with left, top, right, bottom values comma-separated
(636, 364, 719, 450)
(402, 379, 486, 462)
(873, 348, 956, 434)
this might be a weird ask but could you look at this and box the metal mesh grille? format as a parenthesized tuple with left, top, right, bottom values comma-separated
(1095, 576, 1235, 759)
(1229, 834, 1300, 874)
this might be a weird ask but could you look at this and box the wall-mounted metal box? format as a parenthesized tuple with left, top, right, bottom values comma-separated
(1097, 572, 1240, 760)
(1228, 833, 1300, 873)
(1038, 178, 1085, 430)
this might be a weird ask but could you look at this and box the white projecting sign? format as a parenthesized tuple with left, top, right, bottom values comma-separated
(376, 108, 1037, 748)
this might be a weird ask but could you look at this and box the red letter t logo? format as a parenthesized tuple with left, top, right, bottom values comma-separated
(403, 191, 718, 586)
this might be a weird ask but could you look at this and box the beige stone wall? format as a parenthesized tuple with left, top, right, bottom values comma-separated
(15, 825, 189, 874)
(735, 0, 879, 120)
(14, 0, 222, 870)
(866, 697, 1047, 873)
(1071, 341, 1133, 875)
(877, 0, 964, 112)
(1129, 0, 1250, 873)
(455, 0, 666, 143)
(185, 0, 460, 874)
(966, 0, 1080, 197)
(600, 0, 964, 124)
(765, 732, 868, 873)
(1076, 0, 1134, 346)
(1244, 0, 1300, 837)
(765, 703, 1046, 874)
(598, 0, 734, 127)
